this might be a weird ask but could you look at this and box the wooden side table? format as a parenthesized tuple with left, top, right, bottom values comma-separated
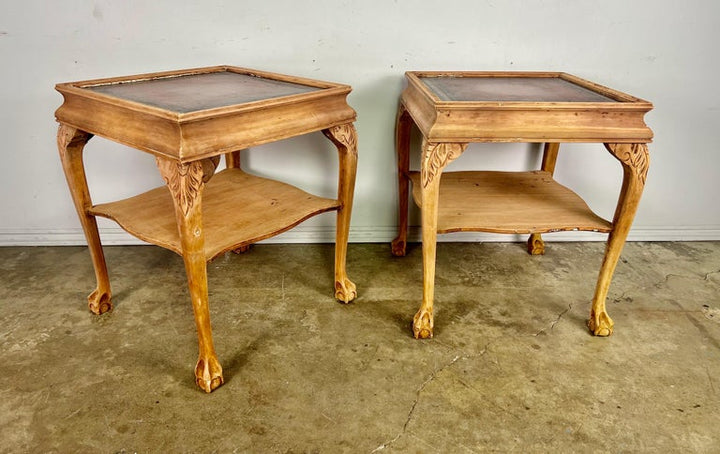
(55, 66, 358, 392)
(391, 71, 653, 339)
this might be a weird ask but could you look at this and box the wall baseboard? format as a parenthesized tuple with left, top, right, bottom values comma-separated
(1, 226, 719, 247)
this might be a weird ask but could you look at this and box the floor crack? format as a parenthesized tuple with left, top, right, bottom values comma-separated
(661, 269, 720, 285)
(371, 347, 488, 453)
(281, 274, 285, 303)
(370, 267, 720, 453)
(706, 366, 717, 395)
(534, 304, 572, 336)
(613, 268, 720, 304)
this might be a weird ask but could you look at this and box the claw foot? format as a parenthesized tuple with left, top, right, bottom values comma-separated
(87, 288, 112, 315)
(587, 310, 614, 337)
(391, 237, 407, 257)
(527, 234, 545, 255)
(335, 278, 357, 304)
(412, 308, 434, 339)
(195, 356, 224, 393)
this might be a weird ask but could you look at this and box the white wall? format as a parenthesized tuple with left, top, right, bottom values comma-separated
(1, 0, 718, 245)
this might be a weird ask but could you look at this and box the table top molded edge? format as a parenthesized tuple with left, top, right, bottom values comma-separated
(55, 65, 353, 123)
(404, 71, 653, 110)
(54, 66, 357, 161)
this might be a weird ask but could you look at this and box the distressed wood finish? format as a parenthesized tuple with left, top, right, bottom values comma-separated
(414, 139, 467, 338)
(540, 143, 560, 174)
(55, 66, 355, 162)
(90, 169, 340, 260)
(155, 156, 223, 393)
(323, 123, 358, 303)
(224, 150, 242, 170)
(394, 71, 653, 339)
(403, 71, 653, 143)
(588, 143, 650, 336)
(57, 125, 112, 315)
(408, 171, 612, 234)
(56, 66, 358, 392)
(223, 151, 250, 255)
(528, 142, 560, 255)
(391, 104, 412, 257)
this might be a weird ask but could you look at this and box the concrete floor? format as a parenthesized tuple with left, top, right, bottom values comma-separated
(1, 241, 719, 453)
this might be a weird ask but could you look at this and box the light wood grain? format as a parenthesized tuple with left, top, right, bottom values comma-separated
(588, 143, 650, 336)
(57, 125, 112, 315)
(323, 123, 358, 303)
(402, 71, 653, 144)
(540, 142, 560, 175)
(155, 156, 223, 393)
(224, 149, 242, 170)
(527, 142, 561, 254)
(408, 171, 611, 234)
(391, 103, 412, 257)
(413, 139, 467, 339)
(90, 168, 340, 261)
(394, 71, 652, 339)
(56, 66, 356, 162)
(56, 67, 359, 393)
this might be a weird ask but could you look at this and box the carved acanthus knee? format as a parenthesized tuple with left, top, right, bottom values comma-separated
(57, 124, 94, 156)
(155, 157, 219, 218)
(421, 141, 467, 188)
(604, 143, 649, 185)
(323, 123, 358, 158)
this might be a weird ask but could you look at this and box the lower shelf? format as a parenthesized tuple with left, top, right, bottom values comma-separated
(90, 168, 340, 260)
(409, 170, 612, 234)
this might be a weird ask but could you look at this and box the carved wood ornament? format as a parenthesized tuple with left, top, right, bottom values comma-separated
(393, 72, 653, 340)
(155, 157, 220, 216)
(55, 67, 359, 393)
(421, 142, 467, 187)
(56, 124, 113, 315)
(605, 143, 649, 184)
(323, 123, 358, 157)
(322, 122, 358, 304)
(57, 124, 93, 155)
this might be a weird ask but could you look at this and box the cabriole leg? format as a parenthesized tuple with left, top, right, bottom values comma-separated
(57, 124, 112, 314)
(225, 150, 255, 254)
(323, 123, 358, 303)
(156, 156, 223, 392)
(391, 103, 412, 257)
(223, 150, 254, 254)
(413, 140, 467, 339)
(588, 143, 649, 336)
(415, 173, 440, 339)
(527, 142, 560, 255)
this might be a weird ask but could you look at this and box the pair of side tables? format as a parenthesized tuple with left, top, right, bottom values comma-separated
(55, 66, 653, 392)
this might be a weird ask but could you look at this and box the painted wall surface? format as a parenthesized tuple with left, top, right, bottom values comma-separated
(1, 0, 718, 245)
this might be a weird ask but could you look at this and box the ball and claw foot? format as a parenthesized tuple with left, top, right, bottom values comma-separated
(587, 310, 614, 336)
(335, 278, 357, 304)
(391, 237, 407, 257)
(87, 289, 112, 315)
(527, 234, 545, 255)
(412, 308, 434, 339)
(195, 356, 224, 393)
